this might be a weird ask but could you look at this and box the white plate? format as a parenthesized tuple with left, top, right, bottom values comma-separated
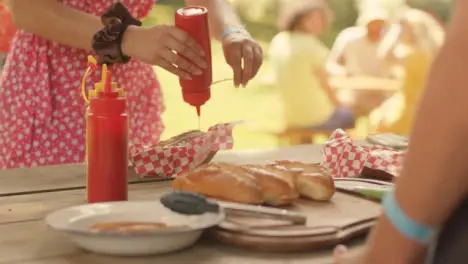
(45, 201, 225, 256)
(334, 178, 394, 187)
(366, 133, 408, 149)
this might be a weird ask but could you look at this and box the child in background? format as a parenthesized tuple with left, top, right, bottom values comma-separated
(370, 8, 444, 135)
(269, 0, 354, 131)
(0, 1, 15, 72)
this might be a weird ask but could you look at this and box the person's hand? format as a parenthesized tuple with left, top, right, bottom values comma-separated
(122, 25, 207, 80)
(222, 30, 263, 87)
(333, 245, 364, 264)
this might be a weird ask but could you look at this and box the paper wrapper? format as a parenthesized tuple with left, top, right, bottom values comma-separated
(130, 122, 241, 178)
(321, 129, 405, 178)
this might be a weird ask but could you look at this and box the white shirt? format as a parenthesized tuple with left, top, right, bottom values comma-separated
(328, 27, 392, 78)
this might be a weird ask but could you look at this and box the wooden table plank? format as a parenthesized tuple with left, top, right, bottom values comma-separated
(0, 218, 363, 264)
(0, 166, 139, 196)
(0, 145, 323, 196)
(330, 75, 401, 91)
(213, 144, 323, 164)
(0, 181, 366, 264)
(0, 182, 172, 225)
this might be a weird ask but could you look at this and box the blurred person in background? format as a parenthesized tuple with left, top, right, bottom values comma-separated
(369, 7, 445, 135)
(325, 8, 396, 125)
(326, 9, 391, 78)
(268, 0, 354, 132)
(0, 0, 263, 169)
(0, 0, 15, 73)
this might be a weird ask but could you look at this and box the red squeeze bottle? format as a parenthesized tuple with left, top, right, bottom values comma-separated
(175, 6, 212, 117)
(85, 62, 128, 203)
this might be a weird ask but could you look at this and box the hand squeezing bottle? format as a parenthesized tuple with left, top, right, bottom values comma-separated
(81, 56, 128, 203)
(175, 6, 213, 118)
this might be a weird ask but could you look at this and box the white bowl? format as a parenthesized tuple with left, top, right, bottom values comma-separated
(45, 201, 225, 256)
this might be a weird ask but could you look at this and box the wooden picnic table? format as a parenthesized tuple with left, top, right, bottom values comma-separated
(330, 75, 402, 119)
(0, 144, 365, 264)
(330, 75, 402, 92)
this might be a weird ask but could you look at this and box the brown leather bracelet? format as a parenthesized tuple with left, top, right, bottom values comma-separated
(92, 2, 142, 65)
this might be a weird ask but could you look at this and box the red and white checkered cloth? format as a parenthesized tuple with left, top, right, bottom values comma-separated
(130, 122, 241, 178)
(321, 129, 405, 178)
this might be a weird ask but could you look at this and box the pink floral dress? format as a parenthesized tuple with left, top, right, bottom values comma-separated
(0, 0, 164, 169)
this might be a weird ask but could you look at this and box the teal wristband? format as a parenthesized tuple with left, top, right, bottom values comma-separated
(221, 27, 245, 41)
(382, 190, 436, 244)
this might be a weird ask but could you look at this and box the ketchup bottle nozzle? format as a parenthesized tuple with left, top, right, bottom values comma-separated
(102, 64, 112, 93)
(87, 55, 98, 70)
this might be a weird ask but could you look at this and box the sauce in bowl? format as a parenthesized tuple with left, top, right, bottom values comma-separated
(89, 222, 171, 234)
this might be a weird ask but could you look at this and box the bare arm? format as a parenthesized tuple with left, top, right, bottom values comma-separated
(326, 31, 349, 76)
(6, 0, 103, 52)
(363, 1, 468, 263)
(185, 0, 262, 87)
(377, 24, 404, 66)
(326, 45, 347, 75)
(315, 68, 340, 106)
(185, 0, 245, 41)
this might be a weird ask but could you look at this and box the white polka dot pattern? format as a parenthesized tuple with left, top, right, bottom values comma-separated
(0, 0, 163, 169)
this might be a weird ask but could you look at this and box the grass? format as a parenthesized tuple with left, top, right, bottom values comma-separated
(157, 41, 283, 150)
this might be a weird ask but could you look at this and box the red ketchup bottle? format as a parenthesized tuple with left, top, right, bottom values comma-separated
(175, 6, 212, 117)
(81, 57, 128, 203)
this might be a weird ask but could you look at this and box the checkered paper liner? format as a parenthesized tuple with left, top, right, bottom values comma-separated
(130, 122, 241, 178)
(321, 129, 405, 178)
